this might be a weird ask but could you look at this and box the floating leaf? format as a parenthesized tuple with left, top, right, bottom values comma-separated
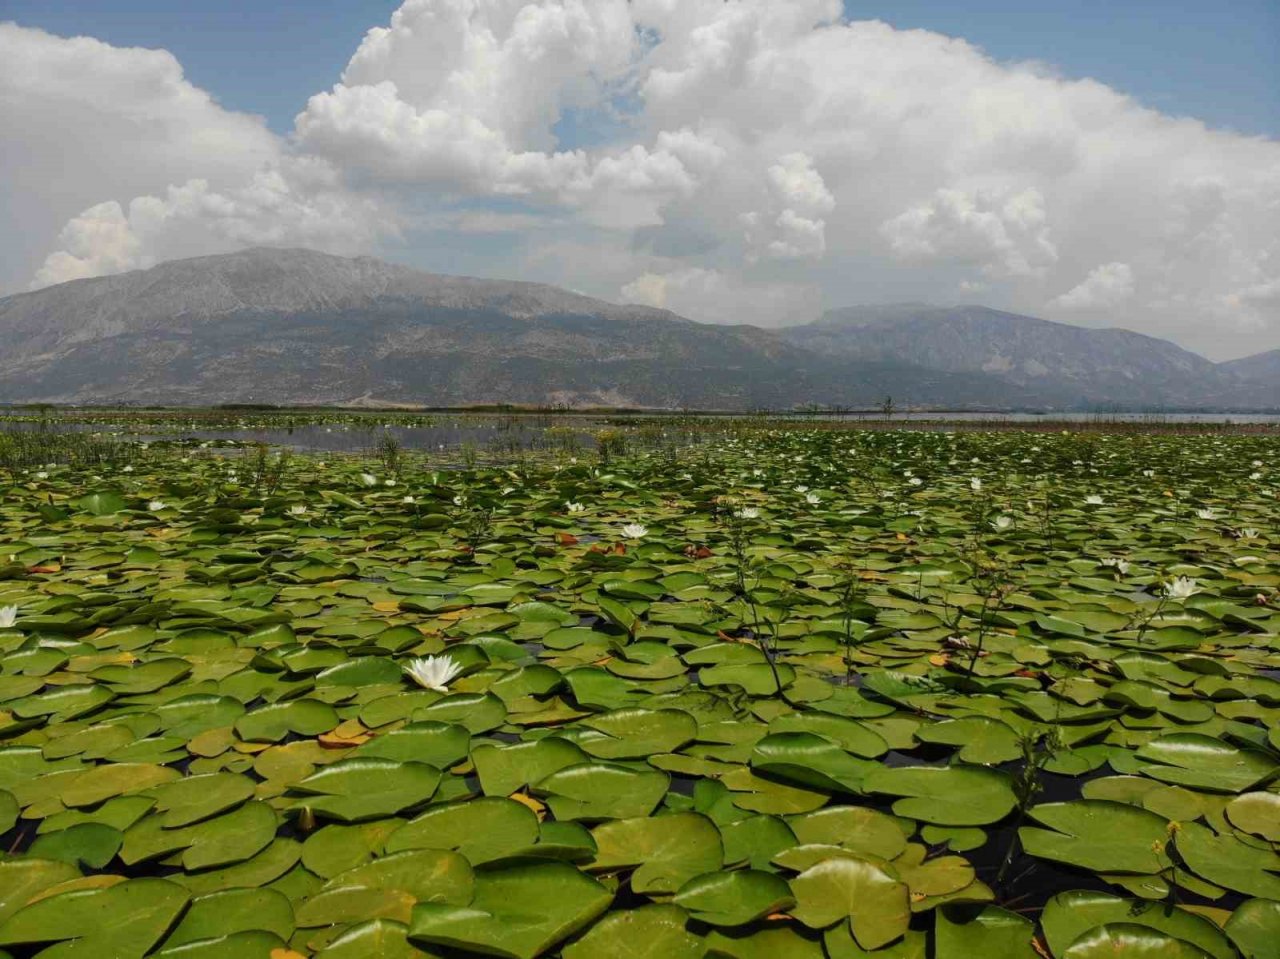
(408, 861, 613, 959)
(789, 856, 911, 950)
(864, 765, 1016, 826)
(673, 869, 795, 927)
(292, 759, 441, 822)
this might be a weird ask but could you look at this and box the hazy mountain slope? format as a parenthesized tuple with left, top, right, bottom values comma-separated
(1200, 349, 1280, 408)
(1219, 349, 1280, 382)
(0, 249, 1038, 409)
(781, 304, 1226, 407)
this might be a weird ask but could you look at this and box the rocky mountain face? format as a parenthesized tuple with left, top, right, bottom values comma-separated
(0, 249, 1274, 409)
(0, 249, 1034, 408)
(780, 305, 1232, 408)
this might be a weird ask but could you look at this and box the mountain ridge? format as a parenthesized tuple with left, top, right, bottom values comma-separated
(0, 248, 1274, 410)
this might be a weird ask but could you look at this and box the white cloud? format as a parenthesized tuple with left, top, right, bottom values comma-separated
(620, 266, 820, 326)
(8, 2, 1280, 359)
(1049, 262, 1135, 310)
(1, 23, 393, 292)
(881, 187, 1057, 278)
(33, 163, 393, 288)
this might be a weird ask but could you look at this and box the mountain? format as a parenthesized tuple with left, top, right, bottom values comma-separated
(1, 249, 1273, 410)
(1204, 349, 1280, 409)
(780, 304, 1229, 408)
(0, 248, 1035, 409)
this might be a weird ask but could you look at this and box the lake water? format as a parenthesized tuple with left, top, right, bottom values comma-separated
(2, 409, 1277, 455)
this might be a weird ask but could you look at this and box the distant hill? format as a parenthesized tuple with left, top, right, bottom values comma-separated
(780, 304, 1234, 408)
(0, 249, 1274, 409)
(0, 248, 1035, 409)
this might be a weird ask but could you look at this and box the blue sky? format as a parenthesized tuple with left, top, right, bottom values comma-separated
(3, 0, 1277, 138)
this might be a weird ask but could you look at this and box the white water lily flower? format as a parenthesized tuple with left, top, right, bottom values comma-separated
(1196, 508, 1217, 520)
(991, 515, 1013, 531)
(622, 523, 649, 539)
(1250, 472, 1263, 480)
(0, 606, 16, 629)
(148, 500, 166, 511)
(452, 494, 466, 507)
(122, 465, 134, 473)
(970, 478, 982, 491)
(565, 501, 585, 513)
(384, 479, 397, 487)
(1164, 576, 1201, 600)
(289, 505, 307, 516)
(1101, 557, 1131, 574)
(908, 477, 923, 486)
(805, 492, 821, 505)
(734, 507, 760, 520)
(403, 655, 462, 693)
(1238, 528, 1260, 540)
(793, 485, 809, 493)
(1142, 469, 1155, 478)
(402, 495, 416, 504)
(1084, 495, 1104, 505)
(1252, 460, 1264, 468)
(34, 471, 48, 479)
(360, 473, 378, 487)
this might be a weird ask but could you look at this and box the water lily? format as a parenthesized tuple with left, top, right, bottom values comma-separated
(289, 505, 308, 516)
(1084, 495, 1104, 505)
(0, 606, 16, 629)
(360, 473, 378, 487)
(1142, 469, 1155, 478)
(148, 500, 166, 511)
(1195, 508, 1217, 520)
(804, 492, 821, 505)
(402, 495, 416, 504)
(34, 471, 48, 479)
(1164, 576, 1200, 600)
(565, 501, 585, 513)
(908, 477, 923, 487)
(622, 523, 649, 539)
(734, 507, 760, 520)
(403, 655, 462, 693)
(1238, 528, 1260, 540)
(1101, 557, 1131, 574)
(991, 515, 1013, 531)
(122, 465, 134, 473)
(970, 477, 982, 491)
(1250, 472, 1263, 481)
(793, 485, 809, 493)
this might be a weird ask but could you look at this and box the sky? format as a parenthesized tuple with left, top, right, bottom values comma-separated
(1, 0, 1277, 359)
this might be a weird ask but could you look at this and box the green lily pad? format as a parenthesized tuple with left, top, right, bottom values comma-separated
(589, 813, 723, 894)
(864, 765, 1016, 826)
(789, 856, 911, 950)
(672, 869, 795, 927)
(408, 861, 613, 959)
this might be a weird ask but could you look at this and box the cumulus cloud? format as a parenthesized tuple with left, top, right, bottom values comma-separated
(1050, 262, 1135, 310)
(620, 266, 821, 326)
(8, 2, 1280, 359)
(1, 23, 394, 292)
(882, 187, 1057, 278)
